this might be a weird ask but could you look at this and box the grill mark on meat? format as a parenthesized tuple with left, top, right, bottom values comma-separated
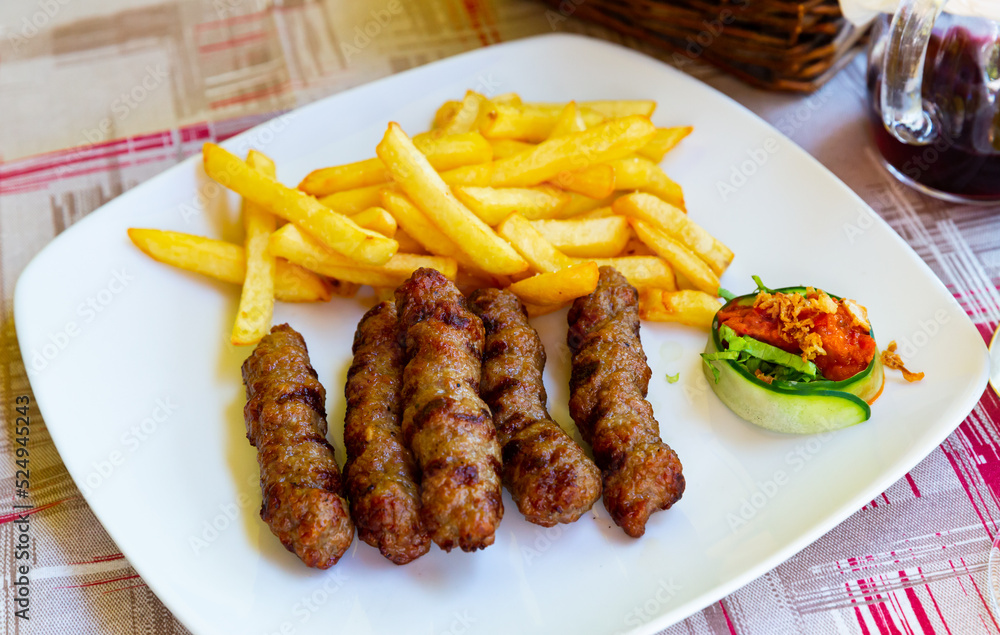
(469, 288, 601, 528)
(241, 324, 354, 569)
(567, 267, 684, 538)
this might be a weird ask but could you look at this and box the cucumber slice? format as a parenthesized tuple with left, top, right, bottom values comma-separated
(703, 286, 885, 434)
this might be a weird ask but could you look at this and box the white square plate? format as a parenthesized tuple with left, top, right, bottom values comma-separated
(15, 34, 988, 635)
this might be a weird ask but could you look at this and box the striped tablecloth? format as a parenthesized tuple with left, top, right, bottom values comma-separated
(2, 1, 1000, 633)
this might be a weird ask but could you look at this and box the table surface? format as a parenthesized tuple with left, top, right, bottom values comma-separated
(2, 1, 1000, 633)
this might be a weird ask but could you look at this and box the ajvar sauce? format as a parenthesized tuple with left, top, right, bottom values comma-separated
(716, 300, 876, 381)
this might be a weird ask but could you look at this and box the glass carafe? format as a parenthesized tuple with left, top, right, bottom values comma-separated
(867, 0, 1000, 203)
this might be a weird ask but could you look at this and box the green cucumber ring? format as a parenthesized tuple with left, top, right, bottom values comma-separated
(702, 286, 884, 434)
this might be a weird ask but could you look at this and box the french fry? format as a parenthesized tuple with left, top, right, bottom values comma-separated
(581, 256, 677, 291)
(440, 162, 493, 186)
(637, 126, 693, 163)
(231, 150, 278, 345)
(491, 92, 522, 105)
(559, 193, 617, 218)
(491, 115, 656, 187)
(613, 192, 733, 275)
(433, 100, 462, 129)
(618, 236, 655, 256)
(380, 189, 471, 265)
(393, 228, 427, 254)
(268, 223, 458, 287)
(202, 143, 396, 265)
(495, 213, 575, 273)
(507, 261, 599, 305)
(579, 100, 657, 118)
(480, 103, 606, 142)
(376, 123, 528, 275)
(639, 289, 721, 329)
(298, 132, 493, 196)
(628, 219, 719, 294)
(608, 156, 685, 209)
(437, 91, 486, 135)
(453, 186, 568, 225)
(489, 138, 535, 159)
(548, 102, 587, 138)
(127, 228, 333, 302)
(549, 163, 615, 199)
(574, 206, 616, 219)
(349, 206, 397, 237)
(529, 216, 630, 257)
(319, 183, 386, 216)
(523, 302, 568, 317)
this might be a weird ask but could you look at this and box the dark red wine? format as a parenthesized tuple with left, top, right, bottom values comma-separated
(868, 23, 1000, 201)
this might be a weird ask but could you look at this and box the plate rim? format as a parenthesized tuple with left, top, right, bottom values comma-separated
(12, 32, 990, 635)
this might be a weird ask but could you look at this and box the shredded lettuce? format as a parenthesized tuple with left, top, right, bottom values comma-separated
(718, 287, 736, 302)
(703, 324, 821, 385)
(665, 372, 680, 384)
(751, 275, 774, 294)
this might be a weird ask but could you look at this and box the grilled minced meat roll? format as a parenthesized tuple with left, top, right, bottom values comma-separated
(395, 268, 503, 552)
(567, 267, 685, 537)
(469, 288, 601, 527)
(242, 324, 353, 568)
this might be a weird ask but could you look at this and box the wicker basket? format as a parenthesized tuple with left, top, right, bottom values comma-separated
(545, 0, 864, 92)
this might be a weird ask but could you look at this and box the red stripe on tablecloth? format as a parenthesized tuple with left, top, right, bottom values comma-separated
(68, 553, 125, 566)
(198, 31, 267, 54)
(941, 438, 995, 539)
(856, 605, 874, 635)
(967, 568, 1000, 631)
(194, 10, 266, 32)
(0, 498, 71, 524)
(57, 574, 140, 589)
(719, 600, 737, 634)
(924, 580, 953, 635)
(903, 585, 935, 635)
(209, 81, 290, 110)
(906, 474, 922, 498)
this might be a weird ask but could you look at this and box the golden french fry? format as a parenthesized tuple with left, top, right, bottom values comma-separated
(440, 162, 493, 186)
(507, 261, 599, 305)
(433, 100, 462, 129)
(489, 138, 535, 159)
(491, 116, 655, 187)
(608, 156, 685, 209)
(202, 143, 396, 265)
(638, 126, 693, 163)
(349, 206, 397, 237)
(437, 91, 486, 135)
(127, 228, 333, 302)
(548, 102, 587, 138)
(232, 150, 278, 345)
(491, 92, 522, 105)
(618, 236, 654, 256)
(268, 223, 457, 287)
(376, 122, 527, 275)
(523, 302, 568, 318)
(529, 216, 630, 258)
(298, 132, 493, 196)
(550, 163, 616, 199)
(393, 228, 427, 254)
(639, 289, 721, 329)
(581, 256, 677, 291)
(574, 206, 616, 220)
(559, 193, 617, 218)
(628, 219, 718, 294)
(319, 182, 391, 215)
(613, 192, 733, 275)
(480, 103, 606, 142)
(495, 213, 575, 273)
(453, 186, 569, 226)
(579, 100, 657, 118)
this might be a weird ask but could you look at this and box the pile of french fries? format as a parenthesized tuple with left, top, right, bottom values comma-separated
(128, 92, 733, 345)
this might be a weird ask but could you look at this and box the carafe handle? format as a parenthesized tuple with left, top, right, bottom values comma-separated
(880, 0, 948, 145)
